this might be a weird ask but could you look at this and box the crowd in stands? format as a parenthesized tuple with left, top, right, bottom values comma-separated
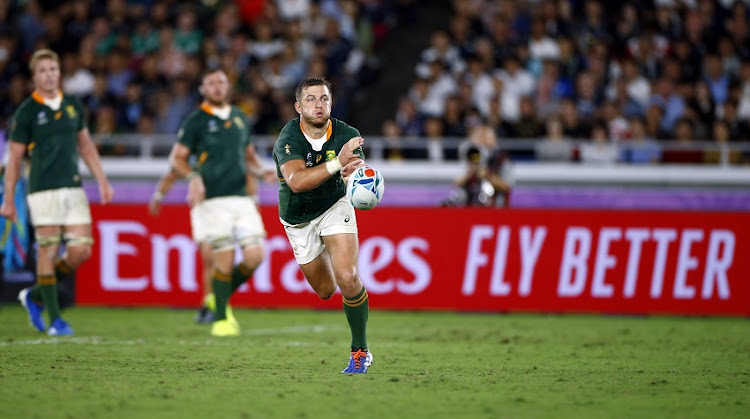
(0, 0, 395, 155)
(2, 0, 750, 165)
(384, 0, 750, 164)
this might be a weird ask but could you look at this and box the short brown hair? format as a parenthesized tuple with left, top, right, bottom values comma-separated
(295, 77, 332, 102)
(29, 49, 60, 74)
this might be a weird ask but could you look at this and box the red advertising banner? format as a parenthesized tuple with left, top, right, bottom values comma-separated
(76, 205, 750, 316)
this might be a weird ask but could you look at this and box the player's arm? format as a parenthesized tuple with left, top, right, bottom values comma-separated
(168, 142, 204, 206)
(0, 142, 27, 222)
(245, 144, 261, 200)
(149, 168, 179, 216)
(280, 136, 364, 193)
(486, 172, 510, 195)
(78, 128, 114, 204)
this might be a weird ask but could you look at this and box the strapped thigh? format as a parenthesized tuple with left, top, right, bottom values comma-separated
(210, 236, 234, 252)
(63, 232, 94, 247)
(35, 233, 62, 248)
(238, 235, 264, 249)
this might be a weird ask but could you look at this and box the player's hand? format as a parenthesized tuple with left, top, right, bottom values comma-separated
(262, 169, 277, 183)
(99, 181, 114, 204)
(338, 136, 364, 166)
(148, 199, 162, 216)
(0, 201, 17, 223)
(187, 176, 206, 207)
(341, 158, 365, 182)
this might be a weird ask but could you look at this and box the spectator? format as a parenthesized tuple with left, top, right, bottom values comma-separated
(17, 0, 46, 54)
(580, 124, 618, 165)
(559, 98, 591, 139)
(90, 16, 116, 57)
(61, 52, 95, 98)
(620, 59, 651, 110)
(670, 37, 702, 83)
(574, 70, 600, 122)
(82, 73, 116, 126)
(442, 95, 467, 137)
(285, 18, 315, 64)
(423, 115, 446, 161)
(464, 54, 495, 118)
(686, 81, 716, 140)
(535, 116, 573, 162)
(602, 100, 631, 143)
(704, 54, 730, 106)
(704, 119, 742, 164)
(510, 96, 544, 138)
(535, 58, 572, 118)
(417, 29, 465, 76)
(621, 117, 661, 164)
(495, 54, 535, 122)
(650, 77, 685, 136)
(719, 99, 750, 141)
(62, 1, 92, 49)
(416, 59, 457, 117)
(249, 20, 286, 62)
(395, 96, 422, 137)
(607, 77, 644, 119)
(116, 81, 144, 132)
(174, 6, 203, 55)
(131, 20, 160, 58)
(662, 117, 702, 163)
(380, 119, 404, 161)
(528, 17, 560, 63)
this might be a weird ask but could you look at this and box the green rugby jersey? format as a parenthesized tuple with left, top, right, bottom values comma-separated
(9, 92, 86, 193)
(273, 117, 363, 224)
(177, 104, 252, 199)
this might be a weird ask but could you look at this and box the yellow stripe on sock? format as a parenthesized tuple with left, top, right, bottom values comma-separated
(343, 289, 368, 307)
(37, 274, 57, 285)
(213, 270, 232, 282)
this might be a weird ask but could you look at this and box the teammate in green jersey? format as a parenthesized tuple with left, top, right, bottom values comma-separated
(1, 49, 114, 336)
(169, 68, 269, 337)
(273, 77, 372, 374)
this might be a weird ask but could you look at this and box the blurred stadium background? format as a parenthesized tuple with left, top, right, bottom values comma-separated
(1, 0, 749, 313)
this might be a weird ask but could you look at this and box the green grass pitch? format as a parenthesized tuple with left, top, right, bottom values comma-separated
(1, 305, 749, 418)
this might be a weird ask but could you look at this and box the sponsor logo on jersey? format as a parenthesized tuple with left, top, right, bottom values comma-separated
(306, 152, 313, 167)
(54, 111, 62, 120)
(37, 111, 48, 125)
(65, 105, 76, 119)
(208, 120, 219, 132)
(284, 144, 291, 155)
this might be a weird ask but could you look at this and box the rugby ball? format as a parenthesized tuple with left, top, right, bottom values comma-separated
(346, 166, 385, 210)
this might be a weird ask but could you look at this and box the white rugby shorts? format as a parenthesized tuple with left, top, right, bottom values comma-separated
(190, 195, 266, 249)
(27, 187, 92, 226)
(281, 196, 358, 264)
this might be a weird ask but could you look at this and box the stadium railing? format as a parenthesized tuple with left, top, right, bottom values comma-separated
(86, 134, 750, 187)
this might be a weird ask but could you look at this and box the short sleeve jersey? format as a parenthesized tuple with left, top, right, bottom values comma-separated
(177, 104, 251, 199)
(273, 117, 363, 224)
(9, 93, 87, 193)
